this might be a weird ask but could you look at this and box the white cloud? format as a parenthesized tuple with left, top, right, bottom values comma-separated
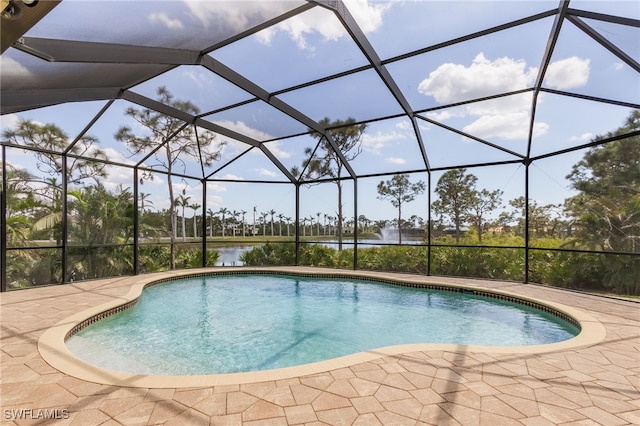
(103, 147, 135, 166)
(207, 182, 227, 193)
(257, 7, 345, 50)
(185, 0, 293, 31)
(570, 132, 593, 142)
(417, 122, 433, 132)
(386, 157, 406, 164)
(205, 194, 224, 209)
(220, 138, 252, 159)
(255, 28, 275, 46)
(544, 56, 590, 89)
(612, 62, 624, 71)
(395, 121, 411, 130)
(361, 130, 408, 154)
(255, 168, 277, 177)
(151, 197, 171, 211)
(0, 56, 30, 79)
(463, 112, 549, 140)
(103, 168, 133, 192)
(264, 141, 292, 159)
(416, 53, 590, 141)
(418, 53, 538, 104)
(425, 110, 454, 122)
(184, 69, 209, 88)
(257, 0, 388, 50)
(173, 181, 190, 194)
(215, 173, 245, 181)
(213, 120, 273, 142)
(0, 113, 19, 132)
(344, 0, 390, 33)
(465, 93, 532, 117)
(149, 12, 184, 30)
(139, 173, 165, 186)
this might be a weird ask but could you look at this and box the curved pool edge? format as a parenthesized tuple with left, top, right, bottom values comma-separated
(38, 267, 607, 389)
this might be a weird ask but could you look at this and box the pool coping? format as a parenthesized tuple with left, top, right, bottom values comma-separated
(37, 267, 607, 389)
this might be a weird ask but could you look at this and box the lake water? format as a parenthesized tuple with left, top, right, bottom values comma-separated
(213, 239, 423, 266)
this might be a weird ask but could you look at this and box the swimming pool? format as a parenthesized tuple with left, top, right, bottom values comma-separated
(66, 273, 579, 376)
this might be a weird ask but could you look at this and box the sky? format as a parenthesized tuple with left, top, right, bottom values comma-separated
(1, 0, 638, 228)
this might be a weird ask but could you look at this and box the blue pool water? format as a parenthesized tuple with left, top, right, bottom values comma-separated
(67, 274, 579, 375)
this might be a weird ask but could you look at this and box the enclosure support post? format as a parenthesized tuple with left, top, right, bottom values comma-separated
(61, 156, 68, 284)
(295, 183, 300, 266)
(524, 160, 530, 283)
(1, 146, 7, 292)
(133, 168, 139, 275)
(427, 171, 432, 276)
(353, 177, 358, 270)
(202, 179, 207, 267)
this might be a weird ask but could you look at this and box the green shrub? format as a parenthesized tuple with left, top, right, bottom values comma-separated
(529, 250, 639, 295)
(431, 246, 524, 281)
(239, 240, 639, 296)
(299, 244, 337, 267)
(357, 246, 428, 273)
(240, 242, 296, 266)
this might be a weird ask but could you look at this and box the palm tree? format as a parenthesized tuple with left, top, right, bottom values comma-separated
(240, 210, 247, 237)
(231, 210, 240, 237)
(218, 207, 229, 237)
(408, 214, 420, 228)
(316, 212, 321, 236)
(139, 192, 154, 214)
(207, 208, 216, 237)
(301, 217, 307, 237)
(190, 203, 201, 238)
(374, 219, 388, 233)
(175, 194, 191, 241)
(285, 216, 292, 237)
(252, 206, 257, 236)
(277, 213, 285, 237)
(269, 209, 276, 236)
(261, 211, 269, 236)
(358, 214, 368, 233)
(30, 177, 63, 244)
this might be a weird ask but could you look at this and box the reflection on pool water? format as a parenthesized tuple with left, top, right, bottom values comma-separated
(67, 274, 579, 375)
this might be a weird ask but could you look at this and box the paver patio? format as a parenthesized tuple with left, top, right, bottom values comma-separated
(1, 267, 638, 425)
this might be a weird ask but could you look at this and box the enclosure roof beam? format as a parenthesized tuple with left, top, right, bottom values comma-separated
(567, 15, 640, 73)
(526, 0, 570, 158)
(14, 37, 201, 64)
(415, 114, 526, 160)
(201, 2, 316, 54)
(200, 55, 357, 180)
(566, 8, 640, 27)
(122, 91, 257, 150)
(121, 91, 296, 183)
(0, 87, 122, 115)
(312, 0, 430, 171)
(382, 10, 557, 65)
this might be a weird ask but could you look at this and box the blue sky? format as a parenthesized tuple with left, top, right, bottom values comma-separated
(1, 0, 638, 228)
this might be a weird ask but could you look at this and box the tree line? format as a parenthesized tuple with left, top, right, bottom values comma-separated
(2, 86, 638, 294)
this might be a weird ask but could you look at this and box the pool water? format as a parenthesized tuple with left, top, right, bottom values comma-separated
(67, 274, 579, 375)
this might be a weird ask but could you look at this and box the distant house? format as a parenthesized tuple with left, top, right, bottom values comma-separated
(443, 227, 469, 235)
(487, 225, 505, 235)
